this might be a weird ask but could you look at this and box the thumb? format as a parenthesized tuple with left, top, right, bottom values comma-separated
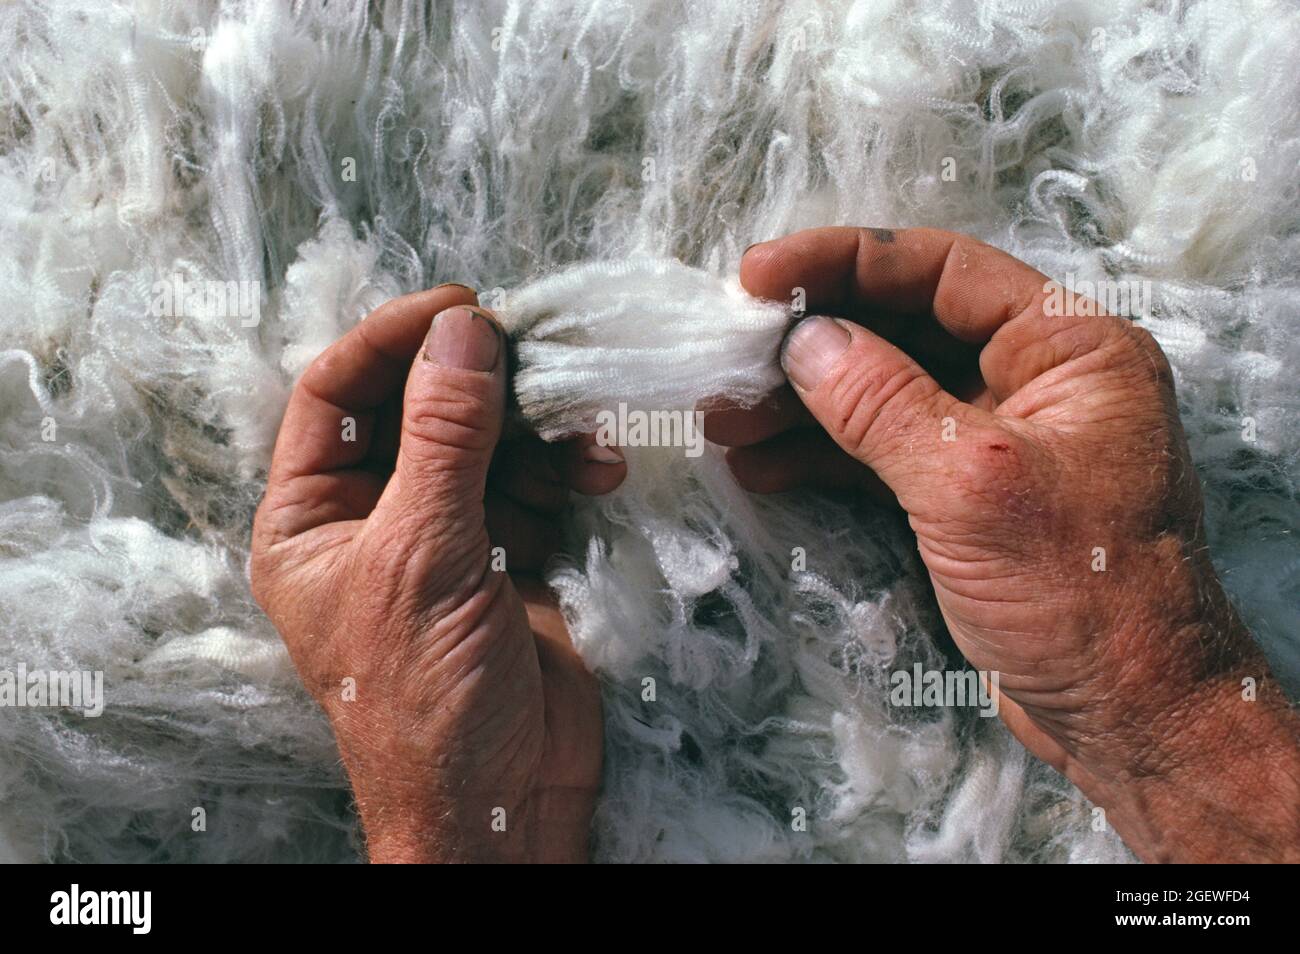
(780, 315, 974, 507)
(374, 304, 507, 570)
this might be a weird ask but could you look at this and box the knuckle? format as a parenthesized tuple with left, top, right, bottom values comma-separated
(1108, 322, 1176, 392)
(359, 291, 418, 329)
(249, 507, 287, 609)
(298, 338, 352, 397)
(950, 431, 1033, 497)
(401, 384, 497, 462)
(930, 430, 1050, 539)
(829, 361, 939, 460)
(932, 237, 981, 336)
(251, 489, 291, 552)
(934, 234, 1045, 337)
(1132, 326, 1174, 376)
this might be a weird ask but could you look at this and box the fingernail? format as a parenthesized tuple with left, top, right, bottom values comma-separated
(781, 316, 851, 390)
(433, 281, 477, 295)
(424, 307, 501, 370)
(583, 443, 624, 464)
(742, 240, 767, 259)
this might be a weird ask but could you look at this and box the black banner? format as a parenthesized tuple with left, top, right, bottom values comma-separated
(9, 864, 1288, 938)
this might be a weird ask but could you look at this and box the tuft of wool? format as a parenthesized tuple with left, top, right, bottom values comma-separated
(0, 0, 1295, 863)
(499, 258, 790, 439)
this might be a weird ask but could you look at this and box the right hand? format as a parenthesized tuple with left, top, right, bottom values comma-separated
(707, 227, 1300, 862)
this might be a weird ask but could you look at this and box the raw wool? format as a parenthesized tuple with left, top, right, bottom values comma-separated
(501, 261, 1118, 863)
(0, 0, 1292, 863)
(498, 258, 791, 439)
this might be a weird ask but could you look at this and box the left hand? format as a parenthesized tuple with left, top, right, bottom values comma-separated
(251, 283, 625, 862)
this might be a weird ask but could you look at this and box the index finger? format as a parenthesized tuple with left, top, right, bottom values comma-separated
(255, 284, 480, 551)
(741, 226, 1050, 344)
(268, 283, 479, 483)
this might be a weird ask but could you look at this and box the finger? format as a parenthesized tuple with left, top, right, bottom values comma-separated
(702, 387, 813, 447)
(743, 228, 1105, 403)
(491, 432, 628, 504)
(724, 429, 896, 505)
(371, 304, 507, 570)
(977, 305, 1127, 404)
(256, 284, 478, 545)
(780, 314, 984, 508)
(269, 284, 479, 482)
(742, 227, 1047, 342)
(560, 433, 627, 496)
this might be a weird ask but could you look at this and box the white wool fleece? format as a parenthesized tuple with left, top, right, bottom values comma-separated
(0, 0, 1296, 863)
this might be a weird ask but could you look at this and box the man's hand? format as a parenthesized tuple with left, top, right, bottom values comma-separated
(250, 284, 625, 863)
(708, 227, 1300, 862)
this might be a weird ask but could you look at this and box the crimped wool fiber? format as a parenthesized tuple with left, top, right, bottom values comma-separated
(0, 0, 1296, 863)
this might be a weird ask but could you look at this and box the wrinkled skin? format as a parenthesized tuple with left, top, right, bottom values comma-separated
(251, 285, 623, 862)
(252, 230, 1299, 864)
(708, 227, 1300, 862)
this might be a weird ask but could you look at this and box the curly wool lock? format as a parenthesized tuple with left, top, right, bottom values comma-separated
(0, 0, 1296, 862)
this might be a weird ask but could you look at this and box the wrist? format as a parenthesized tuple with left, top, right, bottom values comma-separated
(1070, 577, 1300, 862)
(1079, 672, 1300, 863)
(357, 785, 596, 864)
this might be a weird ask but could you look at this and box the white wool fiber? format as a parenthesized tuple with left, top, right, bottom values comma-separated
(499, 258, 790, 438)
(0, 0, 1296, 863)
